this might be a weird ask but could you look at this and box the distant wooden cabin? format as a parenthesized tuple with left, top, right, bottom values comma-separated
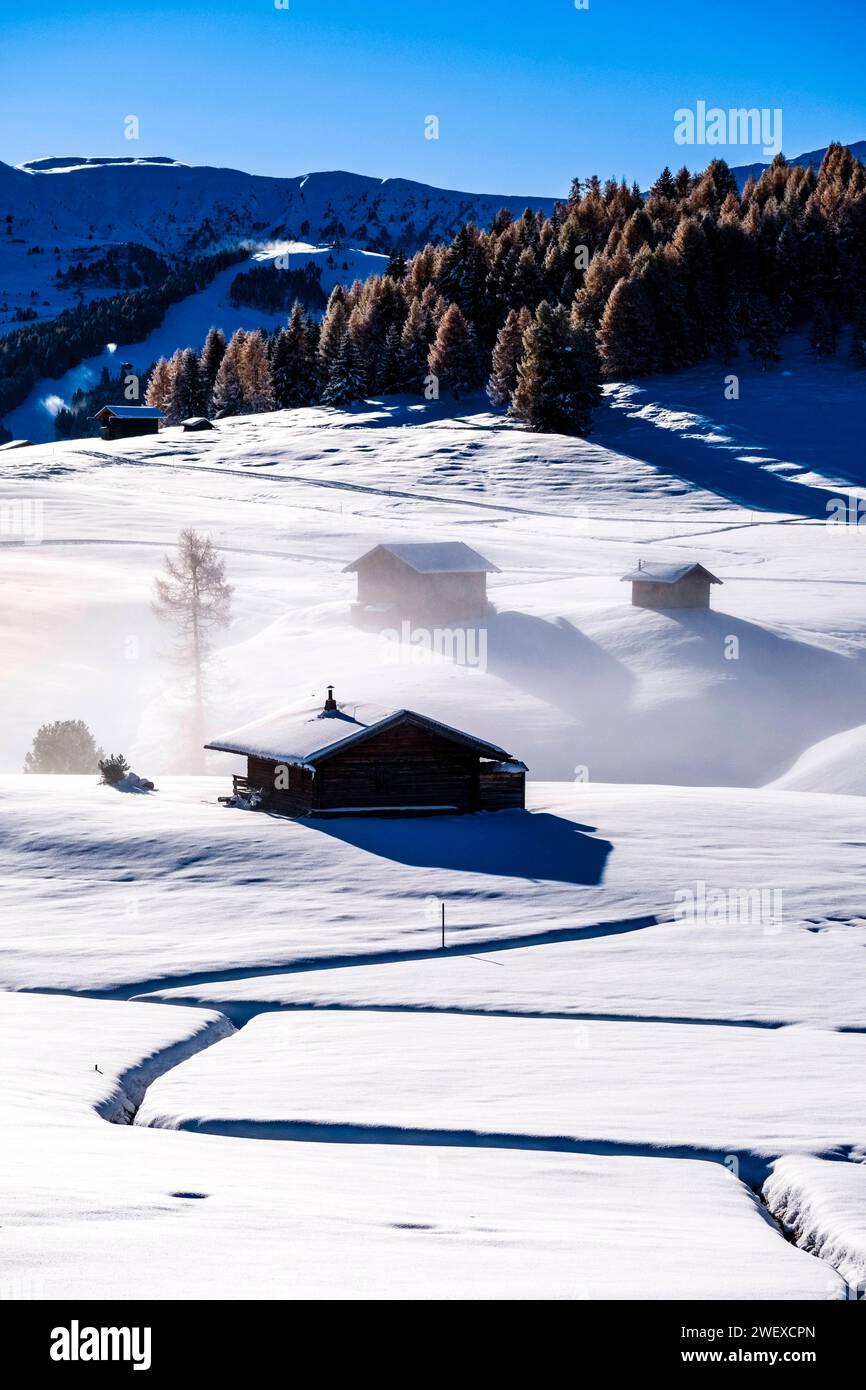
(344, 542, 499, 627)
(623, 561, 722, 610)
(182, 417, 216, 432)
(205, 688, 526, 816)
(0, 439, 33, 451)
(92, 405, 162, 441)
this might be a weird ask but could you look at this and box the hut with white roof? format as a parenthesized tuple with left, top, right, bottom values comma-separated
(343, 542, 498, 626)
(205, 688, 526, 816)
(92, 405, 162, 441)
(622, 561, 722, 610)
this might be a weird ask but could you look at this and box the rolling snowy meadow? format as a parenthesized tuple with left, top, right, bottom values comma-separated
(1, 350, 865, 1300)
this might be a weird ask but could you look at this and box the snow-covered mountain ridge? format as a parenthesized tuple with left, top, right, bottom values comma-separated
(1, 157, 558, 256)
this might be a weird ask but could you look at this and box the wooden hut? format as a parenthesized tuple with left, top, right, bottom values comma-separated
(181, 417, 216, 432)
(205, 688, 526, 816)
(622, 561, 722, 610)
(92, 405, 162, 441)
(343, 542, 499, 626)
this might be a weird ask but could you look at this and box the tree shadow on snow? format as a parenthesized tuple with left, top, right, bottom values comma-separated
(302, 810, 612, 885)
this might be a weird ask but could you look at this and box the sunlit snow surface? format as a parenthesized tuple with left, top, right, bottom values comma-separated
(1, 367, 865, 1298)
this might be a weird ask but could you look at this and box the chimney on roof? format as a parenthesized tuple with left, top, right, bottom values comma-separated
(323, 685, 337, 712)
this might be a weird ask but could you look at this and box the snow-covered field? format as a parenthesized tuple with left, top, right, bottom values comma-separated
(1, 354, 864, 1298)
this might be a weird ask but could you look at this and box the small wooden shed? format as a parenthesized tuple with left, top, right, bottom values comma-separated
(205, 688, 526, 816)
(182, 417, 216, 432)
(622, 561, 722, 610)
(344, 542, 499, 626)
(92, 405, 162, 441)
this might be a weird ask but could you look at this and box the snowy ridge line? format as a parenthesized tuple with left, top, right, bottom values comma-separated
(93, 1008, 235, 1125)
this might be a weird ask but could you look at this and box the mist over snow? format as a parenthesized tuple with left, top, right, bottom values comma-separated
(2, 341, 865, 1301)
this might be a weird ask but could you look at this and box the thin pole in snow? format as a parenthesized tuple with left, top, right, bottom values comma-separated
(441, 901, 446, 950)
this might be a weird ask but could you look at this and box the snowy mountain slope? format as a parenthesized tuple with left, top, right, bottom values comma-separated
(767, 723, 866, 796)
(1, 374, 864, 786)
(0, 154, 552, 336)
(0, 992, 838, 1301)
(3, 157, 558, 258)
(4, 242, 389, 441)
(3, 355, 865, 1300)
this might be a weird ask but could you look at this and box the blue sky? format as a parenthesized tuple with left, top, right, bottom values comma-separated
(2, 0, 864, 194)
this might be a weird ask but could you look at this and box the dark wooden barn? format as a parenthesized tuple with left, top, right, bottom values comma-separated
(622, 561, 722, 610)
(92, 405, 162, 441)
(205, 688, 526, 816)
(344, 542, 499, 626)
(182, 416, 216, 432)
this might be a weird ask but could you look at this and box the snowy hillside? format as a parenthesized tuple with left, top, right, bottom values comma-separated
(6, 156, 556, 255)
(5, 242, 389, 442)
(2, 345, 865, 786)
(2, 350, 865, 1301)
(1, 776, 863, 1297)
(768, 723, 866, 796)
(0, 155, 556, 333)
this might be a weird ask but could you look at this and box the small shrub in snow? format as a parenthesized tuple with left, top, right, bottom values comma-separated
(98, 753, 130, 786)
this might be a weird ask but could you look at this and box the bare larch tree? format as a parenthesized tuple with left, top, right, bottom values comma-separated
(153, 529, 233, 768)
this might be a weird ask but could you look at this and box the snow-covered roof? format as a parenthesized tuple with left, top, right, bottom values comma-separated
(182, 417, 216, 429)
(205, 699, 513, 766)
(621, 562, 722, 585)
(92, 405, 162, 420)
(344, 542, 499, 575)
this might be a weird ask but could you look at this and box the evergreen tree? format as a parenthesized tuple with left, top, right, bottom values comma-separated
(511, 246, 545, 310)
(384, 247, 407, 280)
(380, 323, 403, 393)
(487, 306, 531, 406)
(318, 286, 349, 380)
(322, 333, 366, 407)
(437, 223, 490, 329)
(198, 327, 226, 414)
(650, 166, 677, 199)
(598, 275, 658, 377)
(270, 302, 318, 409)
(399, 296, 433, 392)
(166, 347, 204, 423)
(427, 303, 481, 399)
(745, 291, 781, 368)
(511, 301, 602, 435)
